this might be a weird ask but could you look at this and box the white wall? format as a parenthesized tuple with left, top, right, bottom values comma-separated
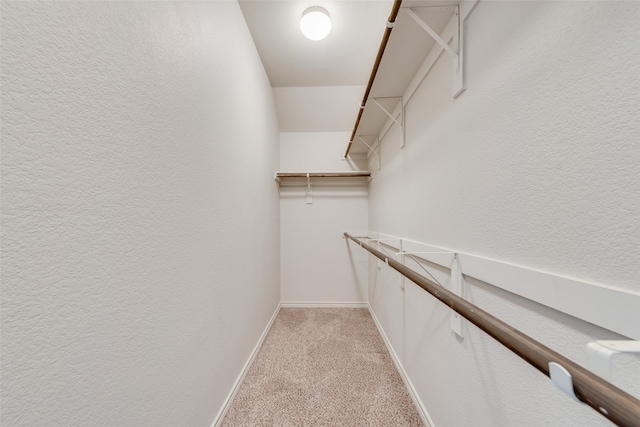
(280, 132, 368, 304)
(273, 86, 365, 132)
(368, 2, 639, 426)
(1, 2, 280, 426)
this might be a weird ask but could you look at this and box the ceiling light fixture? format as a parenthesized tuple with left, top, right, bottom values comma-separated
(300, 6, 332, 41)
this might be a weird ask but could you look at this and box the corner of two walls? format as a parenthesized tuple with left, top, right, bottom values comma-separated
(1, 2, 280, 426)
(367, 2, 639, 427)
(279, 132, 369, 305)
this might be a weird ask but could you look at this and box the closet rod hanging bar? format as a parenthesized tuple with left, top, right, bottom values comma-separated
(344, 232, 640, 427)
(344, 0, 403, 158)
(275, 172, 371, 180)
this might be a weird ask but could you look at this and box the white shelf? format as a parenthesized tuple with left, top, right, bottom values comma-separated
(274, 171, 371, 182)
(347, 2, 460, 156)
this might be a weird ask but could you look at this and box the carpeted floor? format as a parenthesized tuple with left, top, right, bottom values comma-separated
(221, 308, 424, 426)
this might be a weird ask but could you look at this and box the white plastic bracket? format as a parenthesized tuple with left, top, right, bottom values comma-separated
(406, 6, 464, 98)
(370, 97, 405, 148)
(586, 340, 640, 380)
(305, 173, 313, 204)
(450, 253, 464, 338)
(357, 135, 380, 171)
(549, 362, 581, 403)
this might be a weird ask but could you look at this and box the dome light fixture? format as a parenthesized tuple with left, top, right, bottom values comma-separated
(300, 6, 332, 41)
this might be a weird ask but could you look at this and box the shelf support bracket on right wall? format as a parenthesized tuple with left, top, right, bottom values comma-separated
(451, 253, 464, 338)
(371, 96, 405, 148)
(306, 173, 313, 204)
(357, 135, 380, 171)
(406, 6, 464, 98)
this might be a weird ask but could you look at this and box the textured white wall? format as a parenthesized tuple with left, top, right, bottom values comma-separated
(273, 86, 365, 132)
(280, 132, 368, 303)
(1, 2, 280, 426)
(368, 1, 639, 426)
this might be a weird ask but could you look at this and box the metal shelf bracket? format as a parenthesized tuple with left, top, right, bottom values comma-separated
(451, 253, 464, 338)
(406, 6, 464, 98)
(306, 173, 313, 204)
(371, 96, 405, 148)
(407, 8, 458, 61)
(357, 135, 380, 171)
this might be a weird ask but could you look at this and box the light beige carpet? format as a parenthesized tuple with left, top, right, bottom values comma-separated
(221, 308, 424, 426)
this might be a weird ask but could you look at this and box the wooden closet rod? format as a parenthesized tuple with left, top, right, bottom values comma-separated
(344, 0, 403, 158)
(344, 233, 640, 427)
(276, 172, 371, 179)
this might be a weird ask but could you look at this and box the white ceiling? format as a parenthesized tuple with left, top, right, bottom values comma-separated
(239, 0, 458, 135)
(239, 0, 394, 133)
(239, 0, 394, 88)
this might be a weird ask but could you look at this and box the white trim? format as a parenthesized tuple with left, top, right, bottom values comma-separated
(280, 301, 368, 308)
(211, 303, 282, 427)
(368, 304, 435, 427)
(365, 231, 640, 340)
(457, 254, 640, 340)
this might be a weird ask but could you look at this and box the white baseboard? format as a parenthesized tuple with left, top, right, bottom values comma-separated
(368, 304, 436, 427)
(211, 303, 281, 427)
(280, 301, 368, 308)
